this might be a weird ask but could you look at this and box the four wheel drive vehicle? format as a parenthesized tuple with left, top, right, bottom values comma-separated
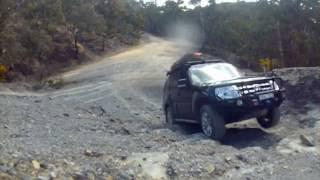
(163, 53, 285, 140)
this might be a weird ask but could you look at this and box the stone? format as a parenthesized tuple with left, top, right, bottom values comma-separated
(205, 164, 215, 174)
(300, 134, 315, 147)
(49, 172, 57, 179)
(38, 176, 50, 180)
(32, 160, 41, 170)
(225, 157, 232, 162)
(0, 172, 13, 180)
(63, 113, 70, 117)
(84, 150, 103, 158)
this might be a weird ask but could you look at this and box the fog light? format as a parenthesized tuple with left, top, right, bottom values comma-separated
(236, 99, 243, 106)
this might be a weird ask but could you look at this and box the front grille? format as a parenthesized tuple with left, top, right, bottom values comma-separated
(237, 81, 273, 95)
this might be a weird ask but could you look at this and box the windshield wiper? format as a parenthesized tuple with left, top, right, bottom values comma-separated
(201, 81, 219, 86)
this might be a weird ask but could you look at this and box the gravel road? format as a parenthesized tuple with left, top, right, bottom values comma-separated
(1, 36, 320, 180)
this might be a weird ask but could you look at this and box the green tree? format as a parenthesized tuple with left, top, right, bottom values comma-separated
(63, 0, 105, 54)
(144, 0, 320, 67)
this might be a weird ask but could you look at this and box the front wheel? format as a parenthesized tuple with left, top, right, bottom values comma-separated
(200, 105, 226, 140)
(257, 107, 280, 129)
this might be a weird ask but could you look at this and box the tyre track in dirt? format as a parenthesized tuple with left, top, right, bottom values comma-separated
(46, 37, 193, 122)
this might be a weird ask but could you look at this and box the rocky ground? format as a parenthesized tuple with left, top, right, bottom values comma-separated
(0, 36, 320, 180)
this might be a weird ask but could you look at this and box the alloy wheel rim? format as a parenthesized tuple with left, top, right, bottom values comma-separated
(262, 117, 271, 123)
(201, 112, 213, 137)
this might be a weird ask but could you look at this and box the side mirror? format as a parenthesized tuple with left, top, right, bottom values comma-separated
(177, 78, 188, 88)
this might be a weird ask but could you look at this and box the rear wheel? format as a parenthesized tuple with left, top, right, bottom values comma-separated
(165, 106, 175, 130)
(257, 107, 280, 128)
(200, 105, 226, 140)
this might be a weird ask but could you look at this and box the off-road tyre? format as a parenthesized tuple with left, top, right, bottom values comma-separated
(200, 105, 226, 140)
(165, 106, 176, 130)
(257, 107, 280, 129)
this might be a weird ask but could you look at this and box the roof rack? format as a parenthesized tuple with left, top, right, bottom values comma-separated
(170, 53, 225, 72)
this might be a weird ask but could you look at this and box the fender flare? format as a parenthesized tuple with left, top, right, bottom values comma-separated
(192, 92, 209, 115)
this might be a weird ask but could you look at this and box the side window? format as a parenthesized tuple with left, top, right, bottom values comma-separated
(178, 69, 186, 80)
(169, 70, 178, 88)
(170, 69, 187, 88)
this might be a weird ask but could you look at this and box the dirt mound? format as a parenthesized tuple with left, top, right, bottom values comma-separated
(274, 67, 320, 106)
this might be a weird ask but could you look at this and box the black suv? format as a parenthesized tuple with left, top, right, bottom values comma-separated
(163, 53, 285, 140)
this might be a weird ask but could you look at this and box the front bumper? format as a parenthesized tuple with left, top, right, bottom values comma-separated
(213, 89, 285, 123)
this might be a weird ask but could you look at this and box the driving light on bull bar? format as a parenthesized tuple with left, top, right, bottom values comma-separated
(215, 85, 241, 99)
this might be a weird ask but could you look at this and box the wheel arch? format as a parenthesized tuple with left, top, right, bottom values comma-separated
(192, 92, 211, 120)
(163, 95, 172, 111)
(163, 96, 175, 119)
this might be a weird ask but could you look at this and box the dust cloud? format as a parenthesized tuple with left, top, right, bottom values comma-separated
(165, 21, 204, 51)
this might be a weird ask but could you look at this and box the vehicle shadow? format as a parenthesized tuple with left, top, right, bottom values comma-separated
(173, 122, 202, 135)
(222, 127, 281, 149)
(174, 123, 280, 150)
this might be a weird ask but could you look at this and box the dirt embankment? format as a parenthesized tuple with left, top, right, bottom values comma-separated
(274, 67, 320, 106)
(0, 36, 320, 180)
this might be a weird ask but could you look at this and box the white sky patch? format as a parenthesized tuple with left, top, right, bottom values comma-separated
(143, 0, 257, 7)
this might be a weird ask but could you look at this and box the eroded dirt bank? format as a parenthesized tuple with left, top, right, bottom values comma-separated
(1, 36, 320, 180)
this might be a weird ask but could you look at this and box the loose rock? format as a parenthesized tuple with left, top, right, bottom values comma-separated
(300, 134, 315, 147)
(32, 160, 41, 170)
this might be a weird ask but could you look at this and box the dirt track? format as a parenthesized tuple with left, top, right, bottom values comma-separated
(1, 36, 320, 180)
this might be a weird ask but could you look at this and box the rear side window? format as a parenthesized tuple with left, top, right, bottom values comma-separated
(169, 69, 185, 88)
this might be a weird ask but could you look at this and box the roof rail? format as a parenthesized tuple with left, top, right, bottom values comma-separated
(185, 59, 223, 65)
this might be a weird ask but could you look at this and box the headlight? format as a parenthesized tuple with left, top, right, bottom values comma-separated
(215, 85, 241, 99)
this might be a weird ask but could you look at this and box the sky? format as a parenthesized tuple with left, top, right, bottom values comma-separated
(143, 0, 257, 7)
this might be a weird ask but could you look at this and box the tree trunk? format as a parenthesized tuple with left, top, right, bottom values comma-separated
(276, 21, 285, 66)
(102, 35, 106, 51)
(73, 30, 79, 58)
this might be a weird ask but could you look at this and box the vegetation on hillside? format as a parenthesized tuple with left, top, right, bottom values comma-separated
(143, 0, 320, 68)
(0, 0, 144, 81)
(1, 0, 319, 81)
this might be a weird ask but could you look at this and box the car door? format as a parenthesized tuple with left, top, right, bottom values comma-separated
(175, 69, 194, 119)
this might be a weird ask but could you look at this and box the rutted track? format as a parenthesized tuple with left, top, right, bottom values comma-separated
(50, 37, 188, 118)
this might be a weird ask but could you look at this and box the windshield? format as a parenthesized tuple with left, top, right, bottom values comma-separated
(188, 63, 242, 86)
